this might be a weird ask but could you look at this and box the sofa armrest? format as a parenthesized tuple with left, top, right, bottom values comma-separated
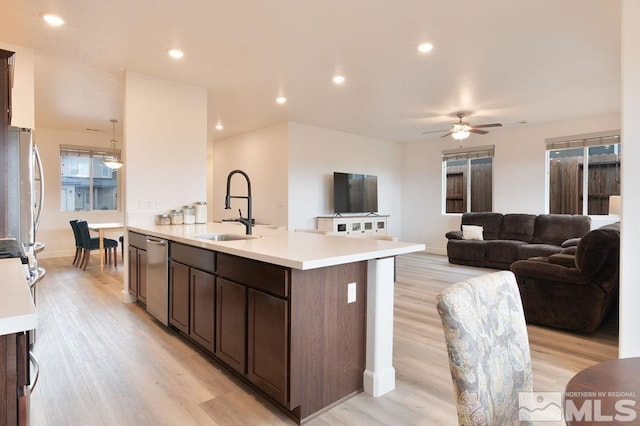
(561, 237, 581, 248)
(445, 230, 463, 240)
(548, 253, 576, 268)
(511, 259, 591, 286)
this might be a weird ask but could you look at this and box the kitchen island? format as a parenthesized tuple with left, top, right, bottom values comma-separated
(127, 222, 424, 423)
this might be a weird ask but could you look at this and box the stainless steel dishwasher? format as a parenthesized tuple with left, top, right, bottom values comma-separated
(146, 237, 169, 325)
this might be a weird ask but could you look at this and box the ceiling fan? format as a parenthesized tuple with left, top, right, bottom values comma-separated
(422, 112, 502, 140)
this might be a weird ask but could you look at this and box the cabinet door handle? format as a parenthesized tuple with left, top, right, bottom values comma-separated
(28, 351, 40, 392)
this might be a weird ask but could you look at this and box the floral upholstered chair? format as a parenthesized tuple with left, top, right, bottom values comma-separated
(436, 271, 533, 426)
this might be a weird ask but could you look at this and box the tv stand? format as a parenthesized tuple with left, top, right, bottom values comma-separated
(317, 215, 389, 235)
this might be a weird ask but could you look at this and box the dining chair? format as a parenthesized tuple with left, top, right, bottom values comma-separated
(76, 220, 119, 270)
(69, 220, 83, 267)
(436, 271, 533, 426)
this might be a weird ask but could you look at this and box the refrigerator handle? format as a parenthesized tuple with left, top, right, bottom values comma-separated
(33, 145, 45, 234)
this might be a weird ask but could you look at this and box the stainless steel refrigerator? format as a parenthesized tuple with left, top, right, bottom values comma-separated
(3, 126, 45, 251)
(1, 126, 46, 319)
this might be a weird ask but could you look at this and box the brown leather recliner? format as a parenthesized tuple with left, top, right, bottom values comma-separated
(510, 222, 620, 332)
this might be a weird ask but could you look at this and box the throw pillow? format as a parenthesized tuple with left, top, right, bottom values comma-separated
(462, 225, 484, 241)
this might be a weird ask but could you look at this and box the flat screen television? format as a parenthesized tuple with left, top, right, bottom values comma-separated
(333, 172, 378, 214)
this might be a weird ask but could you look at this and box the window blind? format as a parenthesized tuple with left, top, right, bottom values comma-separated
(60, 144, 118, 157)
(545, 130, 620, 151)
(442, 145, 495, 162)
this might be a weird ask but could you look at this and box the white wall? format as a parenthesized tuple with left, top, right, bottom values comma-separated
(210, 123, 289, 227)
(619, 0, 640, 358)
(288, 122, 403, 235)
(124, 71, 208, 226)
(210, 122, 403, 235)
(401, 112, 620, 254)
(0, 42, 34, 129)
(35, 127, 124, 258)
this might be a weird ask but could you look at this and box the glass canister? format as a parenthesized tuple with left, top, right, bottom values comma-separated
(155, 214, 171, 225)
(183, 205, 196, 224)
(169, 209, 184, 225)
(195, 201, 207, 224)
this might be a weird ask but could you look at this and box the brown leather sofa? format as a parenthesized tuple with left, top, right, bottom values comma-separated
(446, 213, 591, 269)
(510, 222, 620, 332)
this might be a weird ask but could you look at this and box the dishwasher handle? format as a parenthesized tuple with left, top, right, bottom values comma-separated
(146, 237, 167, 246)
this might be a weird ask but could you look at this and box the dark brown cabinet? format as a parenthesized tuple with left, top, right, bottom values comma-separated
(162, 241, 366, 423)
(0, 332, 29, 425)
(169, 260, 190, 334)
(190, 268, 215, 352)
(247, 288, 288, 405)
(127, 232, 147, 304)
(169, 243, 216, 352)
(215, 278, 246, 373)
(216, 253, 289, 404)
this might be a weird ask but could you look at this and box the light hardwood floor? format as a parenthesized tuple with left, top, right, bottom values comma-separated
(29, 253, 618, 425)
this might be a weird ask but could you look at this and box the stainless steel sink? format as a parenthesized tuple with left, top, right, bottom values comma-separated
(193, 233, 254, 241)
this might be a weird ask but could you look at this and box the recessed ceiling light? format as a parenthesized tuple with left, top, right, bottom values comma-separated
(168, 49, 184, 59)
(332, 75, 345, 85)
(215, 124, 224, 131)
(417, 43, 434, 54)
(276, 96, 287, 104)
(42, 13, 64, 26)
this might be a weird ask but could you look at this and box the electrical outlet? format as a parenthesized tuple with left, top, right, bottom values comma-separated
(138, 200, 152, 210)
(347, 282, 356, 303)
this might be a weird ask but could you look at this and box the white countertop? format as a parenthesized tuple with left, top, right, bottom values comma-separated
(128, 222, 425, 270)
(0, 258, 37, 336)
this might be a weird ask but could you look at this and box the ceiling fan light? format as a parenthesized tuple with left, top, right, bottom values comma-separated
(452, 130, 470, 140)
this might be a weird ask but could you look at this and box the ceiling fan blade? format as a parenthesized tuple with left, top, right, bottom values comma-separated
(470, 129, 489, 135)
(439, 132, 453, 138)
(422, 128, 450, 134)
(473, 123, 502, 129)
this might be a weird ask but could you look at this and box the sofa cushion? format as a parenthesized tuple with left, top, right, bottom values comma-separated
(531, 214, 591, 246)
(517, 244, 563, 260)
(499, 214, 536, 242)
(461, 212, 503, 240)
(447, 239, 486, 263)
(485, 240, 527, 265)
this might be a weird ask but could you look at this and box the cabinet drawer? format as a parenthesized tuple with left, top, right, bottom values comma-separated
(217, 253, 289, 298)
(170, 242, 216, 274)
(128, 231, 147, 249)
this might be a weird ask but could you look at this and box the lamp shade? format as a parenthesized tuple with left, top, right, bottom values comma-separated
(104, 158, 124, 169)
(609, 195, 621, 216)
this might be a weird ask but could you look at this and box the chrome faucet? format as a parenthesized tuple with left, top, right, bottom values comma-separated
(224, 169, 252, 235)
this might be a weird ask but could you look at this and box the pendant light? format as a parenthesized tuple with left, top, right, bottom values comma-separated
(104, 119, 124, 169)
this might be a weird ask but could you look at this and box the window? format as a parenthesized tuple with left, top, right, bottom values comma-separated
(60, 146, 120, 211)
(546, 131, 620, 215)
(443, 145, 494, 213)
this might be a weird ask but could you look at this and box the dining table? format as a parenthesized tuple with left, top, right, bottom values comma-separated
(564, 357, 640, 425)
(87, 222, 124, 271)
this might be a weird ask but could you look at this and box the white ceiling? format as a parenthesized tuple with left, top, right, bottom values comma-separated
(0, 0, 622, 142)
